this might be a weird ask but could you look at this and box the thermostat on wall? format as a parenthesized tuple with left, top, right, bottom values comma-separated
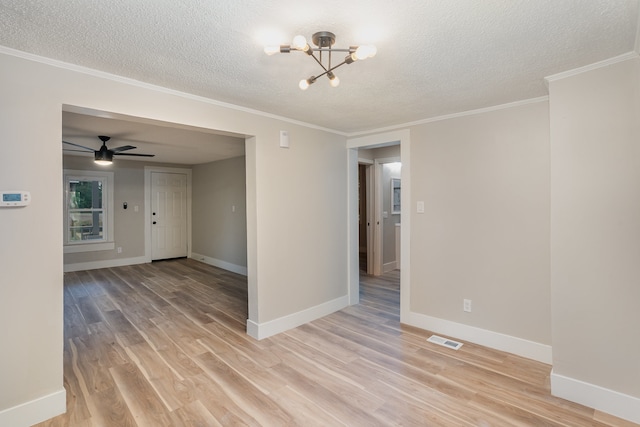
(0, 191, 31, 207)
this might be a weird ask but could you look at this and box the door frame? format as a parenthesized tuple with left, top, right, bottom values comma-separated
(144, 166, 193, 262)
(347, 129, 411, 323)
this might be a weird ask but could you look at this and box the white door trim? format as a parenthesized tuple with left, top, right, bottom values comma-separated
(144, 166, 192, 262)
(346, 129, 411, 321)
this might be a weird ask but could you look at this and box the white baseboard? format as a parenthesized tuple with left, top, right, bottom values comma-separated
(403, 311, 552, 364)
(191, 252, 247, 276)
(63, 255, 148, 272)
(0, 388, 66, 427)
(247, 295, 350, 340)
(551, 370, 640, 425)
(383, 261, 398, 273)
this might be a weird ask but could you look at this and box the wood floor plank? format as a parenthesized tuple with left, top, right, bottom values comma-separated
(267, 385, 346, 427)
(69, 335, 117, 395)
(150, 315, 209, 357)
(109, 362, 175, 426)
(91, 385, 139, 427)
(34, 260, 638, 427)
(267, 362, 388, 426)
(169, 399, 224, 427)
(124, 341, 192, 411)
(194, 352, 295, 426)
(186, 373, 260, 426)
(200, 320, 281, 368)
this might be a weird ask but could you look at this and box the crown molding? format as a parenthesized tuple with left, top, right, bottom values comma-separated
(544, 51, 639, 84)
(346, 96, 550, 137)
(0, 45, 347, 136)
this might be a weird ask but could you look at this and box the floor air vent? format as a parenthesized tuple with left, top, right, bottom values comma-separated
(427, 335, 463, 350)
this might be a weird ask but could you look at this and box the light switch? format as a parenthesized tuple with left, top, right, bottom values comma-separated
(417, 201, 425, 213)
(279, 130, 289, 148)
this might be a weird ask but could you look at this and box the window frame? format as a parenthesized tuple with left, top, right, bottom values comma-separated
(63, 169, 115, 253)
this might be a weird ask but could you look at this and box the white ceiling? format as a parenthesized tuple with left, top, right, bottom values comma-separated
(1, 1, 639, 162)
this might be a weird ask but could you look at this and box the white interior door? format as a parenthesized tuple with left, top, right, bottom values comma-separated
(151, 172, 187, 260)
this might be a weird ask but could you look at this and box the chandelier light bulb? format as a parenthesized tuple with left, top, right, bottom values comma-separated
(264, 45, 279, 56)
(366, 45, 377, 58)
(292, 35, 307, 50)
(328, 72, 340, 87)
(299, 79, 310, 90)
(355, 45, 376, 60)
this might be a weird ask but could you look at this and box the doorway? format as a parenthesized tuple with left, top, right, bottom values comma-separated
(144, 166, 192, 263)
(347, 129, 410, 318)
(358, 148, 401, 276)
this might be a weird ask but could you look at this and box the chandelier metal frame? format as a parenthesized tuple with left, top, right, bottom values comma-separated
(265, 31, 376, 90)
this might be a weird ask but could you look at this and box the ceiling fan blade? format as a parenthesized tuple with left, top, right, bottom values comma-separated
(62, 140, 94, 152)
(63, 149, 93, 153)
(114, 153, 155, 157)
(110, 145, 136, 153)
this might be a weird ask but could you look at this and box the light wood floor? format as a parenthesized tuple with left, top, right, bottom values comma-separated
(35, 259, 637, 426)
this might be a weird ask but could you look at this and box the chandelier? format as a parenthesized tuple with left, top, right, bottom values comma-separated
(264, 31, 377, 90)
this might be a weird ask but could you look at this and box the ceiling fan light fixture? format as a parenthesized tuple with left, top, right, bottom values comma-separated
(94, 149, 113, 165)
(266, 31, 375, 90)
(64, 135, 155, 164)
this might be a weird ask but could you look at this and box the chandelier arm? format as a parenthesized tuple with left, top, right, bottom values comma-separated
(311, 59, 349, 81)
(325, 59, 349, 74)
(313, 48, 353, 53)
(309, 52, 329, 72)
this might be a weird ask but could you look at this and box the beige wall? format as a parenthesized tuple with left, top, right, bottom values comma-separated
(192, 156, 247, 269)
(409, 101, 551, 345)
(0, 50, 348, 424)
(358, 144, 401, 161)
(255, 124, 348, 321)
(548, 57, 640, 398)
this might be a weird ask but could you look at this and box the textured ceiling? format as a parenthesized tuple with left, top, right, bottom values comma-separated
(1, 0, 639, 139)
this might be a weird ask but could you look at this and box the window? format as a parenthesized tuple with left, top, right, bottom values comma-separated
(64, 170, 114, 253)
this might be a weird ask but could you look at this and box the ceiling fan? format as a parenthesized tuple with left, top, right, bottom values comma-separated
(63, 135, 155, 165)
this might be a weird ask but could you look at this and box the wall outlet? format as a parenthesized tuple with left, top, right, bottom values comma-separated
(117, 247, 122, 254)
(463, 299, 472, 312)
